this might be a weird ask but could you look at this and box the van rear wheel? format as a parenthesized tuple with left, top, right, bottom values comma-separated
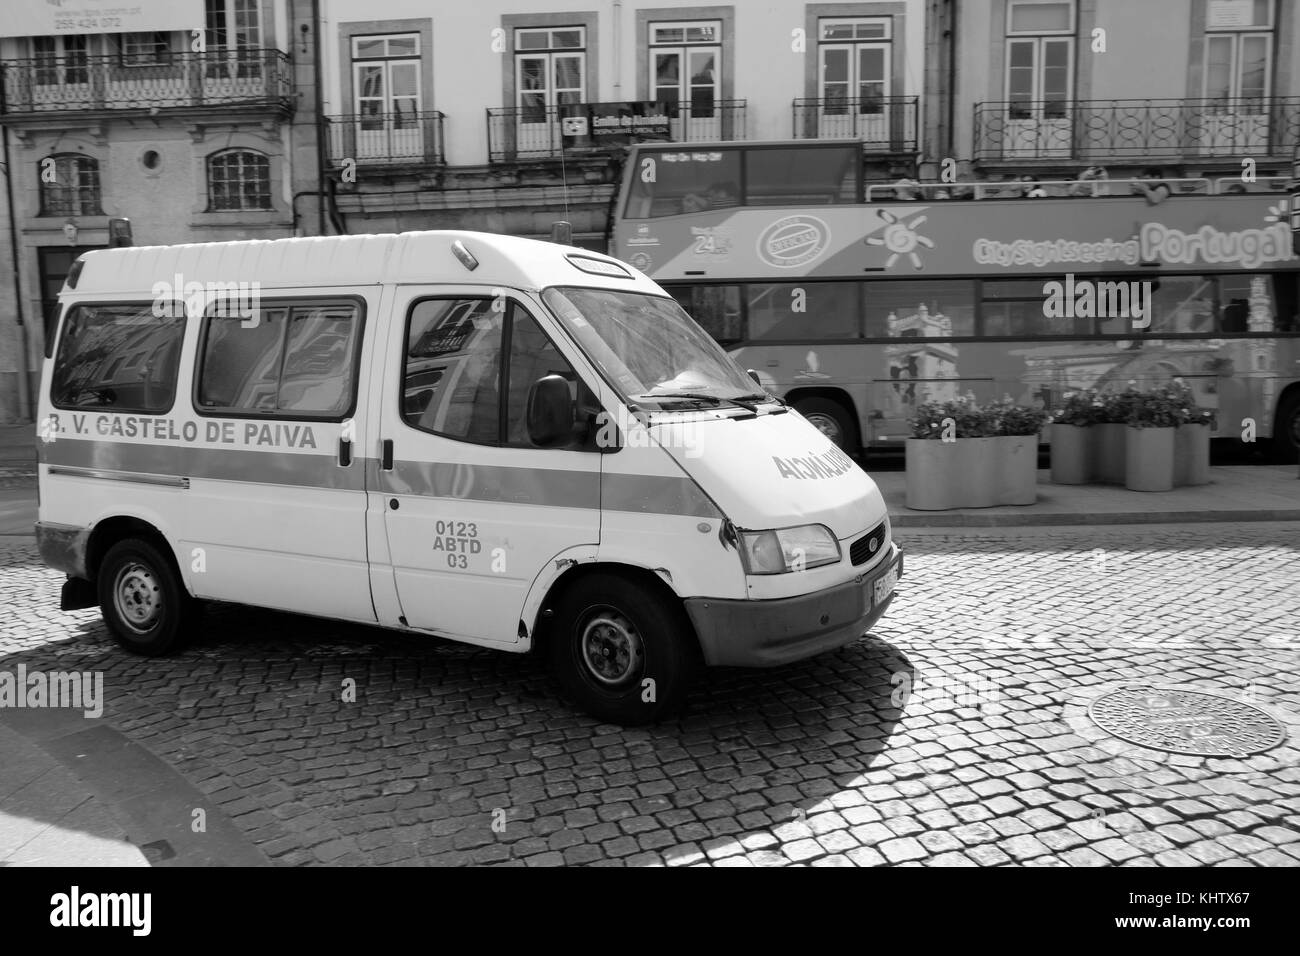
(549, 574, 699, 725)
(97, 538, 195, 657)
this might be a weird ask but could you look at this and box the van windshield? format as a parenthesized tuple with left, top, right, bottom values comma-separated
(542, 286, 770, 412)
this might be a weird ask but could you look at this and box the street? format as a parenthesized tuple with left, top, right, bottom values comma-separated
(3, 522, 1296, 867)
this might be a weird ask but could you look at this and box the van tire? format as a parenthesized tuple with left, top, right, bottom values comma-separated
(794, 397, 856, 452)
(97, 538, 195, 657)
(549, 574, 699, 725)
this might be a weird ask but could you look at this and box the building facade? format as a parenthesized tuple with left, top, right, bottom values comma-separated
(0, 0, 320, 422)
(315, 0, 929, 246)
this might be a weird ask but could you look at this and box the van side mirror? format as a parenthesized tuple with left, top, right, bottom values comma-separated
(526, 374, 573, 447)
(746, 368, 762, 386)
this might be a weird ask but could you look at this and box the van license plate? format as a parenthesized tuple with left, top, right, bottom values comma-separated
(872, 564, 899, 606)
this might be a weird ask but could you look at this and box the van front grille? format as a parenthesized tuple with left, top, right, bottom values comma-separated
(850, 521, 888, 566)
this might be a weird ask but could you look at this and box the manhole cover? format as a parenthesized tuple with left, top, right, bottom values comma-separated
(1088, 686, 1286, 758)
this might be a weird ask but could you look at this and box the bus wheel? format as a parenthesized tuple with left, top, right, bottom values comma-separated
(549, 574, 699, 726)
(795, 397, 855, 451)
(1274, 392, 1300, 463)
(97, 538, 194, 657)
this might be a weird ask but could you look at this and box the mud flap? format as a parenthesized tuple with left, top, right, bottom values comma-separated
(60, 576, 98, 611)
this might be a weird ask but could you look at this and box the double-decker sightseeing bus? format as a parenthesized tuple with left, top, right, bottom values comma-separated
(611, 140, 1300, 460)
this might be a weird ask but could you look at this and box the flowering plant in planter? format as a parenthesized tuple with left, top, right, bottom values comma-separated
(907, 400, 956, 439)
(908, 396, 999, 439)
(1126, 380, 1202, 429)
(909, 395, 1049, 439)
(905, 395, 1046, 509)
(1053, 390, 1106, 426)
(1097, 387, 1139, 424)
(994, 398, 1051, 435)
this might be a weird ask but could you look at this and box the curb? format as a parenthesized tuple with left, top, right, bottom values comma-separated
(0, 708, 272, 867)
(892, 509, 1300, 528)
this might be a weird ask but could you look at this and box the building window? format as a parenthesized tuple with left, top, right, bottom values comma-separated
(515, 27, 586, 123)
(818, 18, 892, 116)
(353, 34, 421, 121)
(117, 32, 171, 67)
(206, 0, 262, 77)
(1204, 0, 1274, 109)
(650, 21, 721, 121)
(32, 35, 89, 86)
(207, 149, 271, 211)
(40, 154, 102, 217)
(1005, 1, 1074, 119)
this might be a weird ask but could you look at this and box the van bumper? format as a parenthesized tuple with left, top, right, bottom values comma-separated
(36, 521, 91, 580)
(684, 544, 903, 668)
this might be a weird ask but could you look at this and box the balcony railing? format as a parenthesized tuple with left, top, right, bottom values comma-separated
(973, 98, 1300, 163)
(1, 49, 293, 116)
(326, 111, 446, 168)
(487, 100, 746, 162)
(792, 95, 919, 153)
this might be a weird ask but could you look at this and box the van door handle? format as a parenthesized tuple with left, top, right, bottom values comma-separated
(338, 436, 352, 467)
(381, 439, 394, 471)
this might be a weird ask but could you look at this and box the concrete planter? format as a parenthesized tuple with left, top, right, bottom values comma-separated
(1095, 423, 1128, 485)
(1124, 426, 1176, 492)
(906, 437, 1033, 509)
(905, 440, 977, 509)
(1049, 424, 1091, 484)
(1174, 423, 1211, 486)
(997, 435, 1039, 505)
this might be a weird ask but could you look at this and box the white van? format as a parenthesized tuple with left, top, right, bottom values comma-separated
(35, 231, 901, 724)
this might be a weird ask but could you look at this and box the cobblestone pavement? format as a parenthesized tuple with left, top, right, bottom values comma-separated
(1, 523, 1297, 867)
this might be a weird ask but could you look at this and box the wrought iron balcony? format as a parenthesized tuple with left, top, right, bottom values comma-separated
(791, 95, 919, 153)
(487, 100, 746, 163)
(973, 98, 1300, 163)
(1, 49, 293, 117)
(326, 111, 446, 168)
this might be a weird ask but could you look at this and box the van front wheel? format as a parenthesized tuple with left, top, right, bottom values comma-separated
(97, 538, 194, 657)
(549, 574, 699, 725)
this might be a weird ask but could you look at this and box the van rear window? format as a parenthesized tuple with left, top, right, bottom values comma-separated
(50, 303, 185, 413)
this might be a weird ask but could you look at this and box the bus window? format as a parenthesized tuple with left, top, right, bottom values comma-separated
(1215, 273, 1298, 333)
(983, 279, 1091, 336)
(744, 145, 859, 206)
(747, 282, 858, 340)
(623, 148, 741, 219)
(668, 285, 743, 344)
(1095, 275, 1215, 335)
(864, 280, 976, 337)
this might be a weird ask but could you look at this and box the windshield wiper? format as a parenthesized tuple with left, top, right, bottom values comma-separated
(735, 391, 789, 414)
(644, 391, 761, 413)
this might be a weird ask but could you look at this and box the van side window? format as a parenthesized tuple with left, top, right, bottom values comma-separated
(196, 301, 360, 418)
(50, 303, 185, 413)
(403, 297, 588, 449)
(403, 298, 503, 442)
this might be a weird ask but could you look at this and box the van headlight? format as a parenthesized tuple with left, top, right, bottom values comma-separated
(739, 524, 841, 574)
